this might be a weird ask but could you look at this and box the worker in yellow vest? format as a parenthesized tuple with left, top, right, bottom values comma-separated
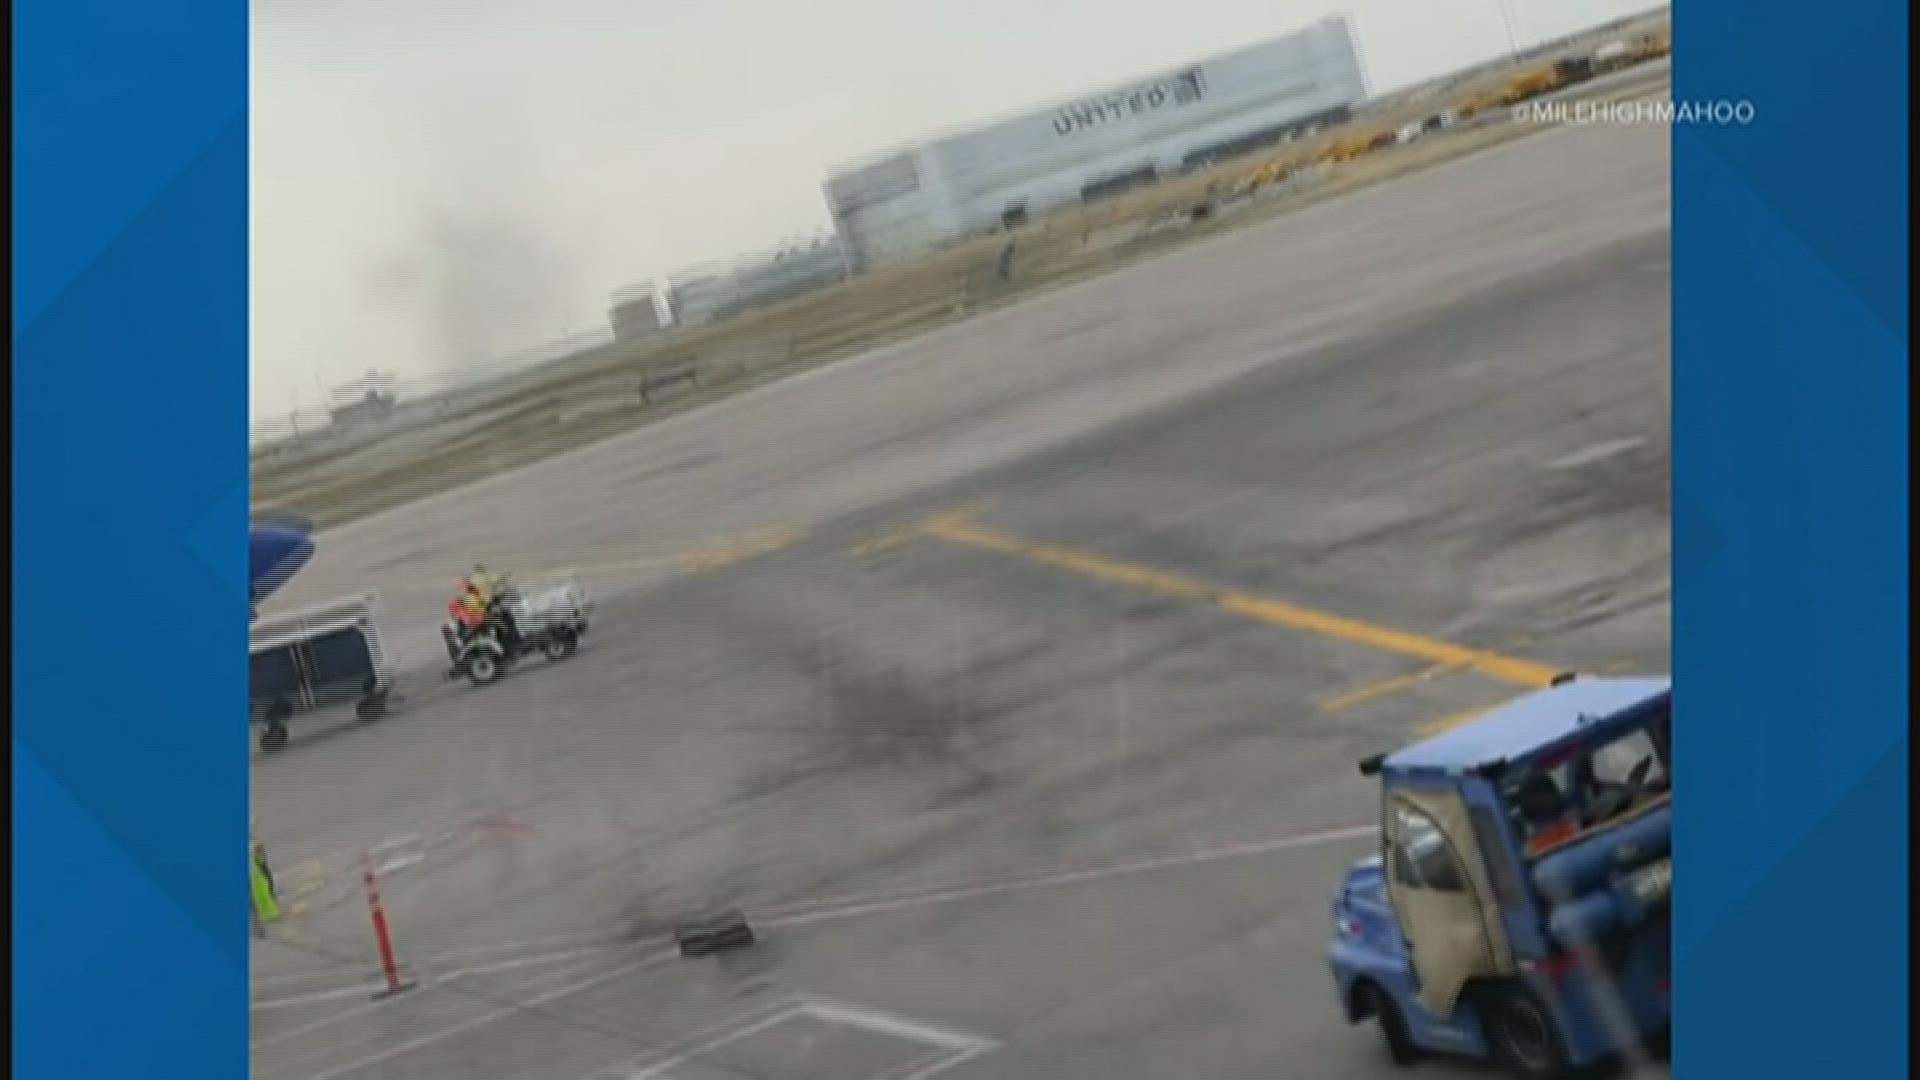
(250, 824, 281, 932)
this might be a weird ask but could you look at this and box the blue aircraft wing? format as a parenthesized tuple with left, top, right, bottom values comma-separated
(250, 515, 316, 614)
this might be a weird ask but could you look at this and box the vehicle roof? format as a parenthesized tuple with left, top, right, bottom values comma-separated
(250, 595, 381, 654)
(1384, 676, 1670, 774)
(250, 614, 376, 654)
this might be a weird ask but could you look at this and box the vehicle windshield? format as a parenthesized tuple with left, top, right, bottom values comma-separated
(1501, 702, 1671, 856)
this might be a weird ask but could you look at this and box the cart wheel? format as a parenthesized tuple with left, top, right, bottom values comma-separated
(260, 723, 290, 753)
(544, 627, 579, 661)
(1357, 982, 1420, 1066)
(1482, 984, 1572, 1079)
(465, 650, 502, 686)
(1645, 1026, 1671, 1061)
(355, 695, 387, 721)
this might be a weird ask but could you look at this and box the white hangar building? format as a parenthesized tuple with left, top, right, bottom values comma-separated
(823, 15, 1369, 270)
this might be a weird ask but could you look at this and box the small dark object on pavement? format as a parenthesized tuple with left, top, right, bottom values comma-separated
(674, 909, 755, 957)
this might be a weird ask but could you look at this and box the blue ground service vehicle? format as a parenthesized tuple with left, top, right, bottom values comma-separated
(1329, 673, 1671, 1077)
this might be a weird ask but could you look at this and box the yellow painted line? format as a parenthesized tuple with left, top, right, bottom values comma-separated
(1319, 662, 1459, 713)
(1319, 634, 1542, 712)
(419, 528, 816, 585)
(922, 517, 1560, 689)
(1417, 703, 1505, 737)
(1409, 654, 1646, 738)
(533, 554, 681, 575)
(674, 525, 809, 574)
(850, 526, 923, 558)
(1220, 595, 1559, 688)
(936, 500, 995, 523)
(850, 501, 994, 559)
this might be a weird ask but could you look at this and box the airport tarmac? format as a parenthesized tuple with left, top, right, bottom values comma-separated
(252, 119, 1670, 1079)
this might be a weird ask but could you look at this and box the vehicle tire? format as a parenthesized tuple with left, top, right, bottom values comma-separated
(465, 650, 501, 686)
(1357, 983, 1420, 1066)
(544, 627, 579, 661)
(1482, 984, 1573, 1079)
(260, 723, 290, 753)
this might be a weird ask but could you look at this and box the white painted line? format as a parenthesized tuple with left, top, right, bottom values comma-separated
(428, 931, 632, 962)
(1548, 436, 1646, 470)
(798, 999, 997, 1052)
(294, 949, 678, 1080)
(251, 944, 620, 1012)
(252, 954, 612, 1053)
(894, 1047, 998, 1080)
(627, 1006, 810, 1080)
(251, 995, 399, 1054)
(758, 823, 1375, 930)
(614, 997, 996, 1080)
(870, 1047, 958, 1080)
(439, 942, 661, 983)
(253, 823, 1371, 1022)
(252, 980, 406, 1013)
(250, 964, 370, 994)
(257, 999, 511, 1080)
(565, 998, 804, 1080)
(375, 851, 426, 875)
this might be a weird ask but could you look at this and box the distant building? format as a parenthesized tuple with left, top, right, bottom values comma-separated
(823, 15, 1370, 271)
(327, 371, 399, 427)
(661, 264, 733, 329)
(662, 237, 850, 328)
(609, 282, 667, 344)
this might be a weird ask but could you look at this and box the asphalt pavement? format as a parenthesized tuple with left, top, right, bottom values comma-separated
(251, 119, 1671, 1080)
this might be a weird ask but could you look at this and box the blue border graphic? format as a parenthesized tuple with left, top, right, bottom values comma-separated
(12, 0, 248, 1075)
(9, 0, 1910, 1077)
(1674, 0, 1909, 1076)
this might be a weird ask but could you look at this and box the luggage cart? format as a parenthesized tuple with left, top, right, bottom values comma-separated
(250, 593, 399, 752)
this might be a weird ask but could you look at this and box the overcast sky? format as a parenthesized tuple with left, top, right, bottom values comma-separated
(251, 0, 1656, 422)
